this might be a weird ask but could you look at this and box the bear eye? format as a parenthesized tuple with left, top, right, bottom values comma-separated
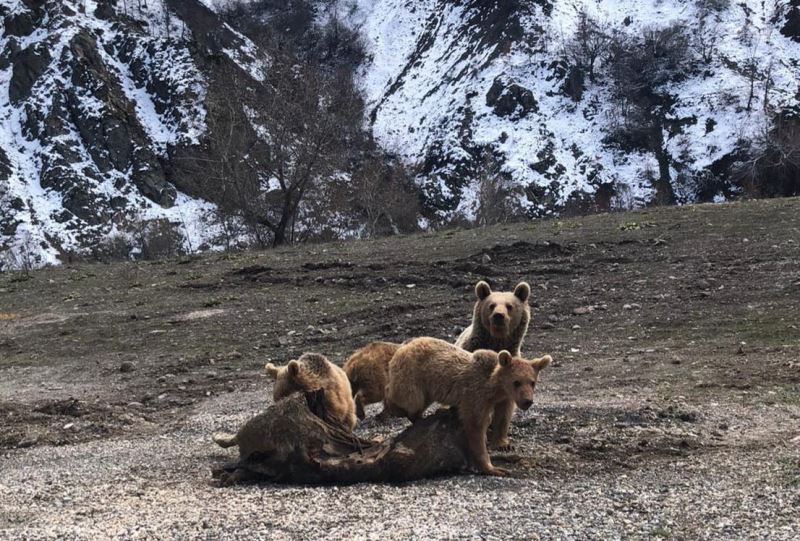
(489, 303, 496, 310)
(506, 303, 513, 311)
(513, 380, 522, 388)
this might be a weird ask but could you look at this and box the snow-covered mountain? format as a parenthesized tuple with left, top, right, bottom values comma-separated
(351, 0, 800, 219)
(0, 0, 273, 267)
(1, 0, 799, 267)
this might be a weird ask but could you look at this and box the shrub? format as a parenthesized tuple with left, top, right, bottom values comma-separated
(734, 115, 800, 198)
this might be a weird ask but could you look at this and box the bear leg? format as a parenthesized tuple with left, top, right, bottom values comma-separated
(488, 400, 516, 451)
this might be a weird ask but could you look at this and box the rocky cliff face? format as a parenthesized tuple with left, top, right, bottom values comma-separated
(0, 0, 267, 266)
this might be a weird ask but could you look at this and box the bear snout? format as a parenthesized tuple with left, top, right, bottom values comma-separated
(491, 312, 507, 325)
(518, 399, 533, 410)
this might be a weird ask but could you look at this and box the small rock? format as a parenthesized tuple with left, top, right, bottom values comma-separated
(406, 284, 416, 289)
(572, 306, 594, 315)
(623, 303, 642, 310)
(548, 314, 558, 322)
(63, 423, 74, 430)
(481, 254, 492, 264)
(119, 361, 135, 373)
(17, 434, 39, 448)
(540, 322, 555, 330)
(571, 324, 581, 330)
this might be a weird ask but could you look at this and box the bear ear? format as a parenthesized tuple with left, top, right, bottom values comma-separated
(498, 350, 513, 367)
(476, 280, 492, 300)
(287, 360, 301, 378)
(264, 363, 280, 379)
(530, 354, 552, 370)
(514, 282, 531, 302)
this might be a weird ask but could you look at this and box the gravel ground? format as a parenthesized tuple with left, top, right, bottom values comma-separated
(2, 385, 798, 540)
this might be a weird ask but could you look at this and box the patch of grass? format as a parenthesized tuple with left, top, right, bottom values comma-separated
(762, 385, 800, 406)
(734, 314, 800, 346)
(619, 221, 656, 231)
(777, 457, 800, 487)
(9, 273, 31, 283)
(650, 526, 671, 538)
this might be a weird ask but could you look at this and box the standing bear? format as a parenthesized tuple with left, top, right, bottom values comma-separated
(384, 337, 551, 476)
(264, 352, 357, 432)
(455, 280, 532, 451)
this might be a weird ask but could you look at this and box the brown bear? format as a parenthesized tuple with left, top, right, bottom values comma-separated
(455, 280, 531, 356)
(343, 341, 401, 420)
(384, 337, 551, 476)
(264, 352, 357, 432)
(455, 280, 533, 451)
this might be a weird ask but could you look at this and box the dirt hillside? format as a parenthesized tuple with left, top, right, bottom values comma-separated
(1, 198, 799, 539)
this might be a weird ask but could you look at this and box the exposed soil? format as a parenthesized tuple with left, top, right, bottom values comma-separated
(1, 199, 799, 539)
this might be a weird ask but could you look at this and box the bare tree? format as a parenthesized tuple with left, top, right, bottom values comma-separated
(474, 154, 523, 226)
(353, 155, 421, 237)
(564, 8, 608, 84)
(734, 116, 800, 197)
(199, 45, 364, 247)
(253, 51, 364, 246)
(605, 24, 694, 205)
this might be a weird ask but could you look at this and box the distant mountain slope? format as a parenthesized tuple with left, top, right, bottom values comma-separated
(1, 0, 799, 267)
(0, 0, 268, 266)
(352, 0, 800, 220)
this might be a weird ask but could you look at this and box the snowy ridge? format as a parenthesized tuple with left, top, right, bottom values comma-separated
(1, 0, 798, 267)
(0, 0, 216, 267)
(353, 0, 800, 219)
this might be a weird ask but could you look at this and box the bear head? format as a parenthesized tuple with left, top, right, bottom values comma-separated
(264, 360, 305, 401)
(496, 350, 551, 410)
(474, 280, 531, 340)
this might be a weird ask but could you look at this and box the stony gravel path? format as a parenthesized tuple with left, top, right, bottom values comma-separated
(2, 385, 798, 540)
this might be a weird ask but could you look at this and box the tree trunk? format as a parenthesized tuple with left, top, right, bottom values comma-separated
(651, 123, 676, 205)
(211, 391, 470, 485)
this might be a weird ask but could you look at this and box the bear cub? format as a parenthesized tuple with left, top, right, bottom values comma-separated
(264, 352, 357, 432)
(384, 337, 551, 476)
(343, 341, 401, 420)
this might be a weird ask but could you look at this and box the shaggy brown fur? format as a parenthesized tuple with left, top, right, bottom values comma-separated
(264, 352, 357, 431)
(384, 337, 551, 476)
(455, 280, 531, 356)
(343, 341, 401, 420)
(454, 280, 533, 450)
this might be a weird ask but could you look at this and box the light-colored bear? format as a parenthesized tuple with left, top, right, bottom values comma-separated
(384, 337, 551, 476)
(264, 352, 357, 432)
(455, 280, 531, 356)
(455, 280, 533, 450)
(343, 341, 401, 420)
